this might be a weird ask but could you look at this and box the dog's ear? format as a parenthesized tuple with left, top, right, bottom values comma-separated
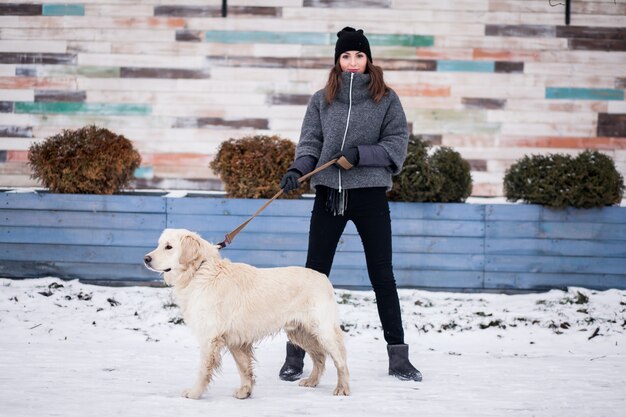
(179, 234, 202, 267)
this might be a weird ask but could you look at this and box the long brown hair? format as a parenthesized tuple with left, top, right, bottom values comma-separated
(324, 60, 390, 104)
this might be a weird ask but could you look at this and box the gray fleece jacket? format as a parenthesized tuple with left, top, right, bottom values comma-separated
(291, 71, 409, 191)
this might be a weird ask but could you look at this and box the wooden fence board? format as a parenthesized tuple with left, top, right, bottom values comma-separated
(2, 210, 166, 230)
(484, 272, 625, 291)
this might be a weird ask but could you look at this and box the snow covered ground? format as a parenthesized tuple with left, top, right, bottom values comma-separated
(1, 277, 624, 417)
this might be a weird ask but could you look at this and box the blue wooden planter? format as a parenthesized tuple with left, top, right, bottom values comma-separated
(1, 191, 624, 290)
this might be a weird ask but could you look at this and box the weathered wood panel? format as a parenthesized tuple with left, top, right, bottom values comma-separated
(1, 0, 625, 197)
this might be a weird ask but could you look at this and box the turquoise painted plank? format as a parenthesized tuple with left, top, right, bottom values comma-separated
(14, 102, 151, 115)
(1, 210, 166, 230)
(486, 221, 626, 240)
(485, 255, 626, 275)
(0, 192, 166, 212)
(42, 4, 85, 16)
(0, 243, 152, 264)
(205, 31, 330, 45)
(438, 60, 495, 72)
(485, 238, 626, 257)
(0, 227, 161, 246)
(0, 260, 157, 281)
(367, 34, 434, 47)
(484, 272, 625, 291)
(546, 87, 624, 101)
(134, 166, 154, 179)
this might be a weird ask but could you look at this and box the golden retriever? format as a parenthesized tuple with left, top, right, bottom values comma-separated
(144, 228, 350, 399)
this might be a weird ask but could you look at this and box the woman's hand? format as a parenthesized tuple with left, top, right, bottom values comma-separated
(280, 170, 302, 192)
(333, 147, 359, 170)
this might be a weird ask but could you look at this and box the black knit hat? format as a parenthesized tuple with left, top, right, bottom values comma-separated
(334, 27, 372, 63)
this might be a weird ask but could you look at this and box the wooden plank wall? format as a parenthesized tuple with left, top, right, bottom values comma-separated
(0, 0, 625, 195)
(1, 192, 624, 290)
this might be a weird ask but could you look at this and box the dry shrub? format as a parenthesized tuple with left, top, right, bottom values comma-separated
(210, 135, 307, 198)
(28, 125, 141, 194)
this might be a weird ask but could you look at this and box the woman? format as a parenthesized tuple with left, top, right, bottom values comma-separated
(279, 27, 421, 382)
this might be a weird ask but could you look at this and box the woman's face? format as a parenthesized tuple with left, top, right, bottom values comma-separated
(339, 51, 367, 74)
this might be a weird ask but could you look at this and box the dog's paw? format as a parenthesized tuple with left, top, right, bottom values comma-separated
(182, 387, 204, 399)
(234, 386, 252, 399)
(333, 384, 350, 396)
(298, 378, 319, 388)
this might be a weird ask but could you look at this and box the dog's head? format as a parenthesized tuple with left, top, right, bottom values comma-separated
(144, 229, 220, 287)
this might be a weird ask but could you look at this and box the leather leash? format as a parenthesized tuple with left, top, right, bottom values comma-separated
(217, 158, 338, 249)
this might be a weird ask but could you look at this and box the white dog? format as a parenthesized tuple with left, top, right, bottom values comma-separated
(144, 228, 350, 399)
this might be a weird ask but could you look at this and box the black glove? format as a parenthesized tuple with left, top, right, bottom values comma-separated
(280, 170, 302, 193)
(332, 147, 359, 170)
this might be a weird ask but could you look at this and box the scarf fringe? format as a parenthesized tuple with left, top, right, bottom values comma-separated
(326, 188, 349, 216)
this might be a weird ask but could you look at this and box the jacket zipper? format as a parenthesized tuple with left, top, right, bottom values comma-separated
(338, 72, 354, 193)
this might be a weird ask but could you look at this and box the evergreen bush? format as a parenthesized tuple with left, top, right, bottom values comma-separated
(389, 135, 472, 202)
(503, 150, 625, 208)
(210, 135, 306, 199)
(28, 125, 141, 194)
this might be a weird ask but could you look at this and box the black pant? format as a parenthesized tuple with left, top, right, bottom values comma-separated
(305, 186, 405, 345)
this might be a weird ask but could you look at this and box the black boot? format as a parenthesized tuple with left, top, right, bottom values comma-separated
(279, 341, 305, 381)
(387, 344, 422, 381)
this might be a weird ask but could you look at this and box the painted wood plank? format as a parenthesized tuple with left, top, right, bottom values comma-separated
(0, 226, 161, 247)
(0, 53, 76, 65)
(0, 126, 32, 137)
(391, 202, 485, 221)
(0, 4, 41, 15)
(485, 25, 556, 37)
(172, 214, 485, 237)
(568, 39, 626, 52)
(494, 61, 524, 73)
(205, 30, 330, 45)
(0, 243, 152, 264)
(34, 90, 86, 103)
(462, 98, 506, 110)
(546, 87, 625, 101)
(120, 68, 211, 79)
(484, 272, 624, 291)
(0, 102, 14, 112)
(173, 117, 269, 129)
(486, 221, 626, 240)
(597, 113, 626, 137)
(0, 260, 158, 281)
(0, 192, 166, 212)
(14, 102, 152, 115)
(438, 60, 494, 72)
(1, 210, 166, 230)
(330, 268, 484, 289)
(556, 26, 626, 40)
(487, 204, 626, 223)
(166, 197, 314, 216)
(42, 4, 85, 16)
(176, 30, 204, 42)
(485, 238, 626, 257)
(303, 0, 391, 7)
(485, 255, 626, 275)
(220, 249, 485, 271)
